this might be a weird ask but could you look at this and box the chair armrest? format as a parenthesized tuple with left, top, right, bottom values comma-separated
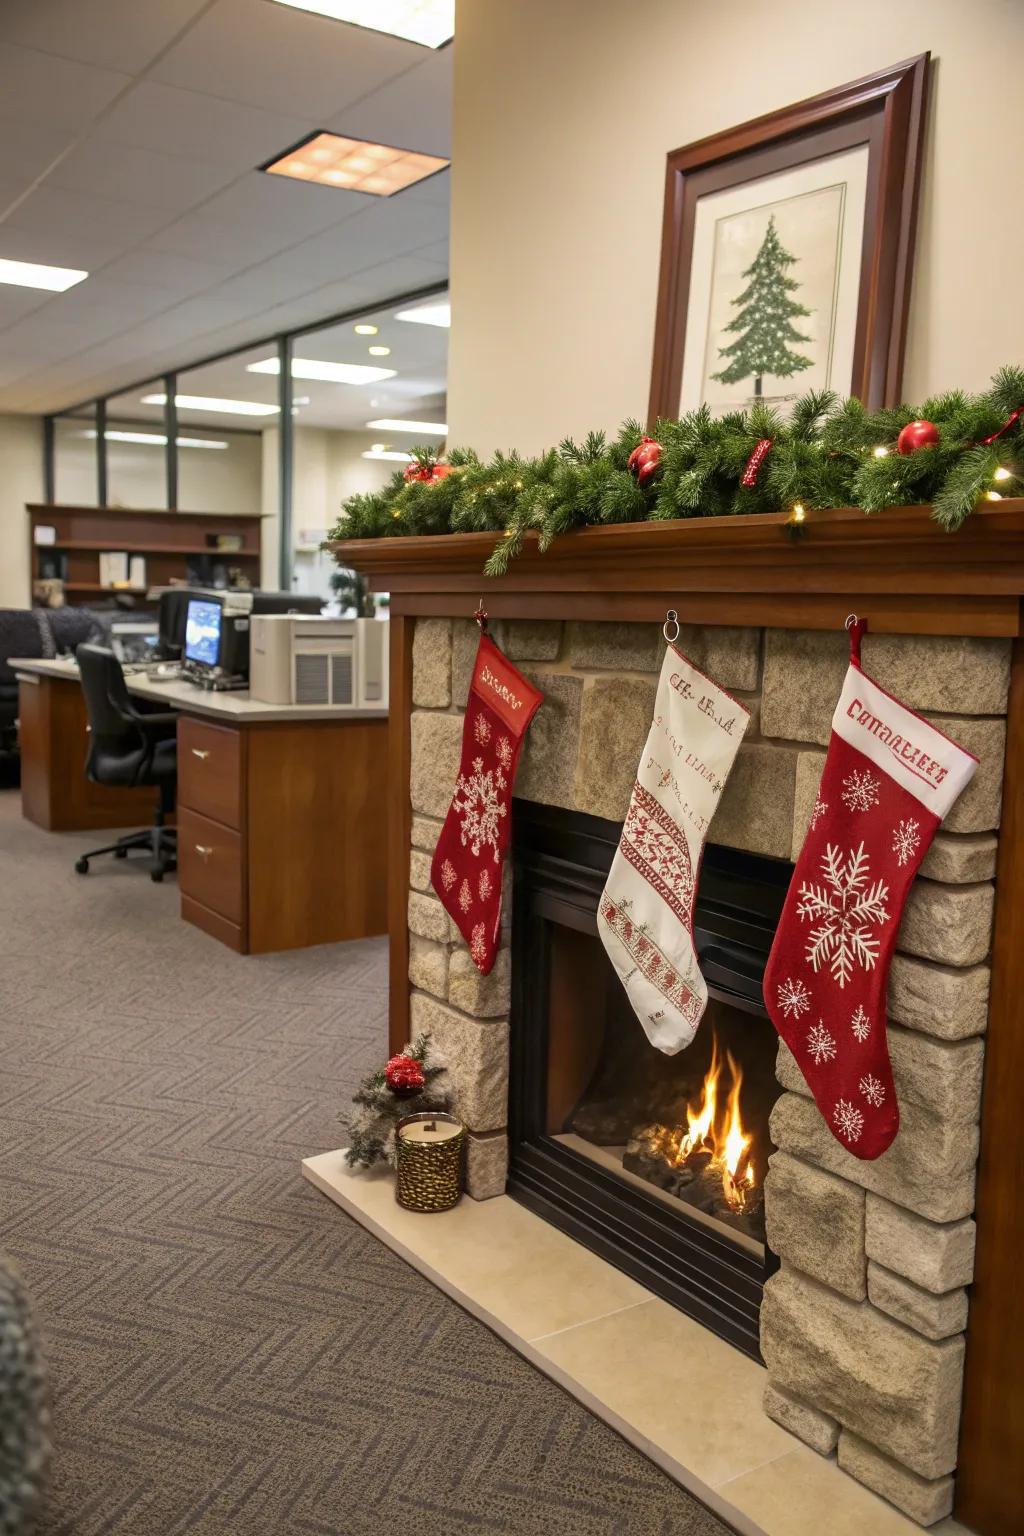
(133, 710, 179, 732)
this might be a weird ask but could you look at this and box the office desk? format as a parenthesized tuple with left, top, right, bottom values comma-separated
(13, 659, 389, 954)
(14, 658, 156, 831)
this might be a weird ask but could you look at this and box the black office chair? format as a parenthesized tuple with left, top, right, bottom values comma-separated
(74, 645, 178, 882)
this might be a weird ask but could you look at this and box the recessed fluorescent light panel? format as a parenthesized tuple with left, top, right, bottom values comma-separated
(141, 393, 278, 417)
(366, 418, 447, 435)
(394, 300, 450, 328)
(247, 358, 396, 384)
(0, 257, 88, 292)
(362, 449, 414, 462)
(82, 430, 228, 449)
(271, 1, 454, 48)
(264, 131, 448, 195)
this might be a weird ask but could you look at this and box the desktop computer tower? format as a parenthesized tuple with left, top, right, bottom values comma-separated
(249, 616, 389, 709)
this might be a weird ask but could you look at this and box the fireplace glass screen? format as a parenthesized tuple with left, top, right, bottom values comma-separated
(508, 800, 791, 1356)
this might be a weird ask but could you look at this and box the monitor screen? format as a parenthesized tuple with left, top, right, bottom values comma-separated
(184, 599, 222, 667)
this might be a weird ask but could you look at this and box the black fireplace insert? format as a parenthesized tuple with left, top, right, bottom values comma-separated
(507, 799, 792, 1359)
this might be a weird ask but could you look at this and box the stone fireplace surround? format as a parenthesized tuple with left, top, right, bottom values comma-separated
(404, 614, 1005, 1528)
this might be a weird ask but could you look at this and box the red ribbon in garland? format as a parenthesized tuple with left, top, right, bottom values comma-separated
(981, 406, 1024, 446)
(741, 437, 773, 487)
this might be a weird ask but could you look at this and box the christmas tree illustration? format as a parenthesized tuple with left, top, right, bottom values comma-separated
(711, 215, 813, 398)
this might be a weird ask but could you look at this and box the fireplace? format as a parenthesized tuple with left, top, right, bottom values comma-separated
(507, 799, 790, 1359)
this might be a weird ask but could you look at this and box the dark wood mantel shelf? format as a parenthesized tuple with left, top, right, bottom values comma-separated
(331, 499, 1024, 638)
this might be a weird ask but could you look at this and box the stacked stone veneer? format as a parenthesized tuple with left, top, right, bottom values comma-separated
(408, 615, 1007, 1526)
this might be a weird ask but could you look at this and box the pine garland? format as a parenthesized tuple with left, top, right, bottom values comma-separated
(327, 368, 1024, 573)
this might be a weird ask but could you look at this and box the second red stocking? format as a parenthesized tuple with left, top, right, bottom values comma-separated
(764, 621, 978, 1160)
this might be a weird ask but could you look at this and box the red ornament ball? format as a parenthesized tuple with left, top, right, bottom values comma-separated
(897, 419, 940, 456)
(429, 462, 453, 482)
(628, 435, 662, 486)
(384, 1054, 426, 1095)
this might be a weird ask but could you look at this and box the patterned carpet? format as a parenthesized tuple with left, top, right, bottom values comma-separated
(0, 791, 733, 1536)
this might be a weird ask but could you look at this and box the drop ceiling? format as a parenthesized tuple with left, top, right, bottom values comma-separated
(0, 0, 451, 416)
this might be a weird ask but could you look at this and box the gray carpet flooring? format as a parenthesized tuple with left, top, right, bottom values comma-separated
(0, 791, 733, 1536)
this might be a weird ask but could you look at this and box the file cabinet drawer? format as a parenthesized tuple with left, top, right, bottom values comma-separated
(178, 808, 243, 926)
(178, 717, 242, 829)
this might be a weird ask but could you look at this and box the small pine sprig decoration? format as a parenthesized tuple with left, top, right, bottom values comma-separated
(343, 1033, 450, 1169)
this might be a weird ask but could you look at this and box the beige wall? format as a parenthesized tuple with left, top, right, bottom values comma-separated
(447, 0, 1024, 455)
(0, 414, 43, 609)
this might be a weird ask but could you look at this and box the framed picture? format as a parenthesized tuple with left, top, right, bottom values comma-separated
(648, 56, 929, 422)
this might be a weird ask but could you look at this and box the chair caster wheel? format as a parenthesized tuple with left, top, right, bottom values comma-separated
(115, 847, 128, 859)
(151, 868, 165, 883)
(75, 858, 89, 874)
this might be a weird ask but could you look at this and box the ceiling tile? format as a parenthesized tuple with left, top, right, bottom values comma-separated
(0, 0, 211, 74)
(90, 79, 316, 170)
(326, 45, 452, 156)
(0, 43, 130, 131)
(98, 249, 233, 296)
(150, 0, 418, 120)
(0, 118, 77, 189)
(0, 286, 51, 330)
(5, 184, 171, 250)
(0, 221, 127, 274)
(48, 140, 238, 213)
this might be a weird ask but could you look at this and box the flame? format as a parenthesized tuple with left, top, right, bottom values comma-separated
(675, 1037, 756, 1211)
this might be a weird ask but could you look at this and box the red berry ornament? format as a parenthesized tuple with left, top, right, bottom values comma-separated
(403, 462, 430, 483)
(897, 420, 940, 456)
(628, 435, 662, 486)
(384, 1054, 426, 1096)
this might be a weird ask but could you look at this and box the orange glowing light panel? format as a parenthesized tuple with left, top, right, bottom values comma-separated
(265, 133, 448, 195)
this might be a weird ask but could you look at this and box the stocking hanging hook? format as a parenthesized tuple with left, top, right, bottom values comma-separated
(474, 598, 489, 634)
(844, 613, 859, 631)
(663, 608, 680, 644)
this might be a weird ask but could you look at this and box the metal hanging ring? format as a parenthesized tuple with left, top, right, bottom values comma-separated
(663, 608, 680, 644)
(844, 613, 859, 631)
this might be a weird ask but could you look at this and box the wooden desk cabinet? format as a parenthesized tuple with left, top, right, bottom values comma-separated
(18, 672, 157, 831)
(176, 712, 388, 954)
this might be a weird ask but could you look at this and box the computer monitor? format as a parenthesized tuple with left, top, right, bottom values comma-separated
(157, 588, 192, 659)
(184, 598, 223, 669)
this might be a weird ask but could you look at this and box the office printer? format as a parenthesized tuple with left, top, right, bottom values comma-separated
(248, 615, 389, 708)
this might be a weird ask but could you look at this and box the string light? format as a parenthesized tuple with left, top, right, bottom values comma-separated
(993, 466, 1012, 481)
(790, 502, 806, 523)
(985, 490, 1003, 501)
(872, 446, 889, 458)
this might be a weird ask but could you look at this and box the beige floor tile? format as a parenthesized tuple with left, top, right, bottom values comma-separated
(303, 1150, 651, 1340)
(533, 1294, 794, 1489)
(719, 1446, 969, 1536)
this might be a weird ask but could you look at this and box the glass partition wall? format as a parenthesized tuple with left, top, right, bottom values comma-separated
(44, 283, 449, 600)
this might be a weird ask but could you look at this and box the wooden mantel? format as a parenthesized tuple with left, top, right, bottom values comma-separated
(332, 500, 1024, 1536)
(332, 500, 1024, 637)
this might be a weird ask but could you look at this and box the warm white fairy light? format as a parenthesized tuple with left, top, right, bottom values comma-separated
(993, 466, 1012, 481)
(872, 446, 889, 458)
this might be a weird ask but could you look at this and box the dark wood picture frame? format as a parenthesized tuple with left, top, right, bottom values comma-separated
(648, 55, 929, 424)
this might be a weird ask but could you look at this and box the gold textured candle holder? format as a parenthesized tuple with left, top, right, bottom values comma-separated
(395, 1112, 466, 1212)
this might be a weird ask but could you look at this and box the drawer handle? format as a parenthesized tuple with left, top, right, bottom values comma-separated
(195, 844, 213, 859)
(191, 748, 211, 760)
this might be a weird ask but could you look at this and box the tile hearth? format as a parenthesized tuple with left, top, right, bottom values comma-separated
(303, 1151, 967, 1536)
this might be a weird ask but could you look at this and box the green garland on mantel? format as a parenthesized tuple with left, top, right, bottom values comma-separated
(327, 367, 1024, 576)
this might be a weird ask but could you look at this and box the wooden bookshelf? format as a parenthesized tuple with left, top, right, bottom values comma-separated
(28, 505, 263, 607)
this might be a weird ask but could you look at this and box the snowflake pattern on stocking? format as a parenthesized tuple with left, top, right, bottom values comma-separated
(796, 842, 890, 988)
(807, 1021, 838, 1065)
(810, 796, 827, 832)
(777, 977, 811, 1020)
(841, 768, 881, 813)
(478, 867, 492, 902)
(859, 1073, 885, 1107)
(452, 756, 508, 862)
(473, 712, 491, 746)
(440, 859, 457, 892)
(834, 1098, 864, 1143)
(469, 923, 488, 968)
(458, 878, 473, 914)
(496, 736, 513, 772)
(891, 818, 921, 868)
(850, 1005, 871, 1042)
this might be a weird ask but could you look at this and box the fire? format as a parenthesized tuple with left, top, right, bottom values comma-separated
(676, 1036, 756, 1212)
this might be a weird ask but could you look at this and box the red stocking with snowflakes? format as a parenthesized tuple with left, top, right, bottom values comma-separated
(764, 620, 978, 1160)
(431, 627, 543, 973)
